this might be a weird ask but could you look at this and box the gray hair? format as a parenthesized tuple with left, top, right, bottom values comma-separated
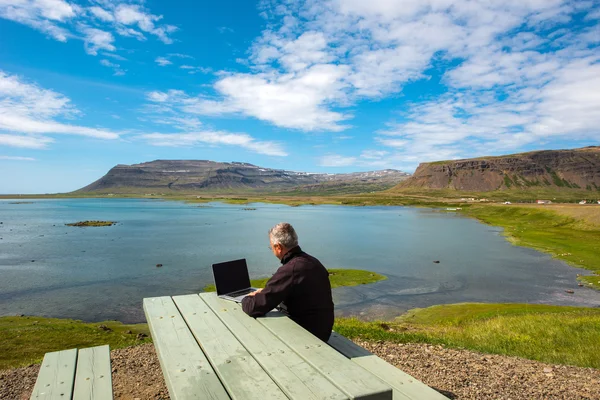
(269, 222, 298, 249)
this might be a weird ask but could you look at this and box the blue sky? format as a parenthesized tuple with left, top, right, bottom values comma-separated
(1, 0, 599, 193)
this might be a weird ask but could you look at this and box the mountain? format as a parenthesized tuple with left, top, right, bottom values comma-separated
(76, 160, 410, 194)
(395, 146, 600, 192)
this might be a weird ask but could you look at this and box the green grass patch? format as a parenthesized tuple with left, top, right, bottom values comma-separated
(334, 303, 600, 368)
(461, 205, 600, 289)
(0, 316, 150, 370)
(65, 220, 116, 227)
(203, 268, 387, 292)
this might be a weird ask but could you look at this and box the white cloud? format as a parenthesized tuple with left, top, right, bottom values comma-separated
(0, 134, 53, 149)
(180, 0, 595, 153)
(0, 155, 36, 161)
(89, 6, 113, 22)
(0, 1, 176, 57)
(140, 131, 288, 156)
(81, 27, 115, 55)
(99, 58, 125, 75)
(101, 52, 127, 61)
(179, 65, 211, 74)
(100, 59, 118, 68)
(180, 64, 353, 131)
(140, 88, 288, 156)
(223, 0, 600, 161)
(115, 25, 146, 41)
(155, 56, 172, 66)
(167, 53, 193, 59)
(0, 0, 75, 41)
(0, 70, 120, 146)
(114, 4, 177, 44)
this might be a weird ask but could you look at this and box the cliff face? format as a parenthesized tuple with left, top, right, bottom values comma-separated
(397, 146, 600, 192)
(76, 160, 410, 193)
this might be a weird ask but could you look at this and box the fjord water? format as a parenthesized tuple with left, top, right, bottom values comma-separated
(1, 199, 599, 323)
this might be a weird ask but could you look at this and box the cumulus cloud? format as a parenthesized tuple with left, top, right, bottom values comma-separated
(163, 64, 352, 131)
(220, 0, 599, 165)
(0, 70, 120, 148)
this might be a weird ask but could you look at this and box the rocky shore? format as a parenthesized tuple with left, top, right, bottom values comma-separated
(2, 341, 599, 400)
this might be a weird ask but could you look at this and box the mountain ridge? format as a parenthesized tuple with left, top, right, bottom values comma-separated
(76, 159, 411, 194)
(395, 146, 600, 192)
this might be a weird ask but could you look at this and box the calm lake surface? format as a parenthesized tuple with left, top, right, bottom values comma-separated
(1, 199, 599, 323)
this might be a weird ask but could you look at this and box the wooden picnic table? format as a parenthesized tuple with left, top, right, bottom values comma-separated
(144, 292, 448, 400)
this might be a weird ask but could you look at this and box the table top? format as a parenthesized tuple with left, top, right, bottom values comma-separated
(143, 292, 393, 400)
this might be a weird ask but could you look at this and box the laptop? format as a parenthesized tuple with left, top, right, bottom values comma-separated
(212, 258, 258, 303)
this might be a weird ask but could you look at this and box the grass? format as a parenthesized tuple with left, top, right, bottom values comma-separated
(460, 205, 600, 289)
(0, 316, 150, 370)
(334, 303, 600, 369)
(65, 220, 116, 227)
(203, 268, 387, 292)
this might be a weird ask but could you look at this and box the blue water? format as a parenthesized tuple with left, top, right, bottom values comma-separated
(0, 199, 598, 323)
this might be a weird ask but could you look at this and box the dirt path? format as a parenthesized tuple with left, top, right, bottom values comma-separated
(2, 342, 599, 399)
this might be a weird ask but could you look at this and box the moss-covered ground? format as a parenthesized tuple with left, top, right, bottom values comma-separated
(335, 303, 600, 369)
(0, 317, 150, 369)
(203, 268, 387, 292)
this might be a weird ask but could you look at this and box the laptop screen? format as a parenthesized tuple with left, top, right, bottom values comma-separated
(212, 258, 251, 295)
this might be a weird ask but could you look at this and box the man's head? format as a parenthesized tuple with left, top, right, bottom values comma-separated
(268, 222, 298, 260)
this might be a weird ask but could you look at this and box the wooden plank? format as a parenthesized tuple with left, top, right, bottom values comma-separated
(30, 348, 77, 400)
(73, 345, 113, 400)
(328, 333, 449, 400)
(143, 296, 230, 400)
(199, 293, 348, 400)
(257, 311, 393, 400)
(173, 294, 287, 400)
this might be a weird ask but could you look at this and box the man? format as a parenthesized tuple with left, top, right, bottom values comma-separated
(242, 222, 334, 342)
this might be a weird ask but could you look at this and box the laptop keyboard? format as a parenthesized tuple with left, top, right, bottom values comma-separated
(231, 288, 254, 296)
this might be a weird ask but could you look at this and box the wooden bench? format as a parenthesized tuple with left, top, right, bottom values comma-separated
(328, 333, 449, 400)
(30, 345, 113, 400)
(144, 292, 448, 399)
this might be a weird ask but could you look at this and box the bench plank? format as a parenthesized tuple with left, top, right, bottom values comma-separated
(143, 296, 229, 400)
(199, 293, 347, 400)
(30, 348, 77, 400)
(73, 345, 113, 400)
(328, 333, 449, 400)
(173, 294, 287, 400)
(257, 311, 393, 400)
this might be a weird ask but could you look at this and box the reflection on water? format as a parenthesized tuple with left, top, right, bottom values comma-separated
(0, 199, 598, 323)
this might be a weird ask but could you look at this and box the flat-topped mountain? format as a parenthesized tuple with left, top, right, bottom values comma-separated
(396, 146, 600, 192)
(76, 160, 410, 194)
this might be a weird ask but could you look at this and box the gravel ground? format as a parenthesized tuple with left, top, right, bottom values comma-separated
(2, 342, 599, 399)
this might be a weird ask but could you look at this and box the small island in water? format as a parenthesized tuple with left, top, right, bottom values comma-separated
(65, 220, 116, 227)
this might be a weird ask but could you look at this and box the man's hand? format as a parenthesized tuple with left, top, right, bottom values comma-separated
(246, 288, 263, 297)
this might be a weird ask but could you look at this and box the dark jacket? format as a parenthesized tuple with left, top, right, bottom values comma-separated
(241, 246, 334, 342)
